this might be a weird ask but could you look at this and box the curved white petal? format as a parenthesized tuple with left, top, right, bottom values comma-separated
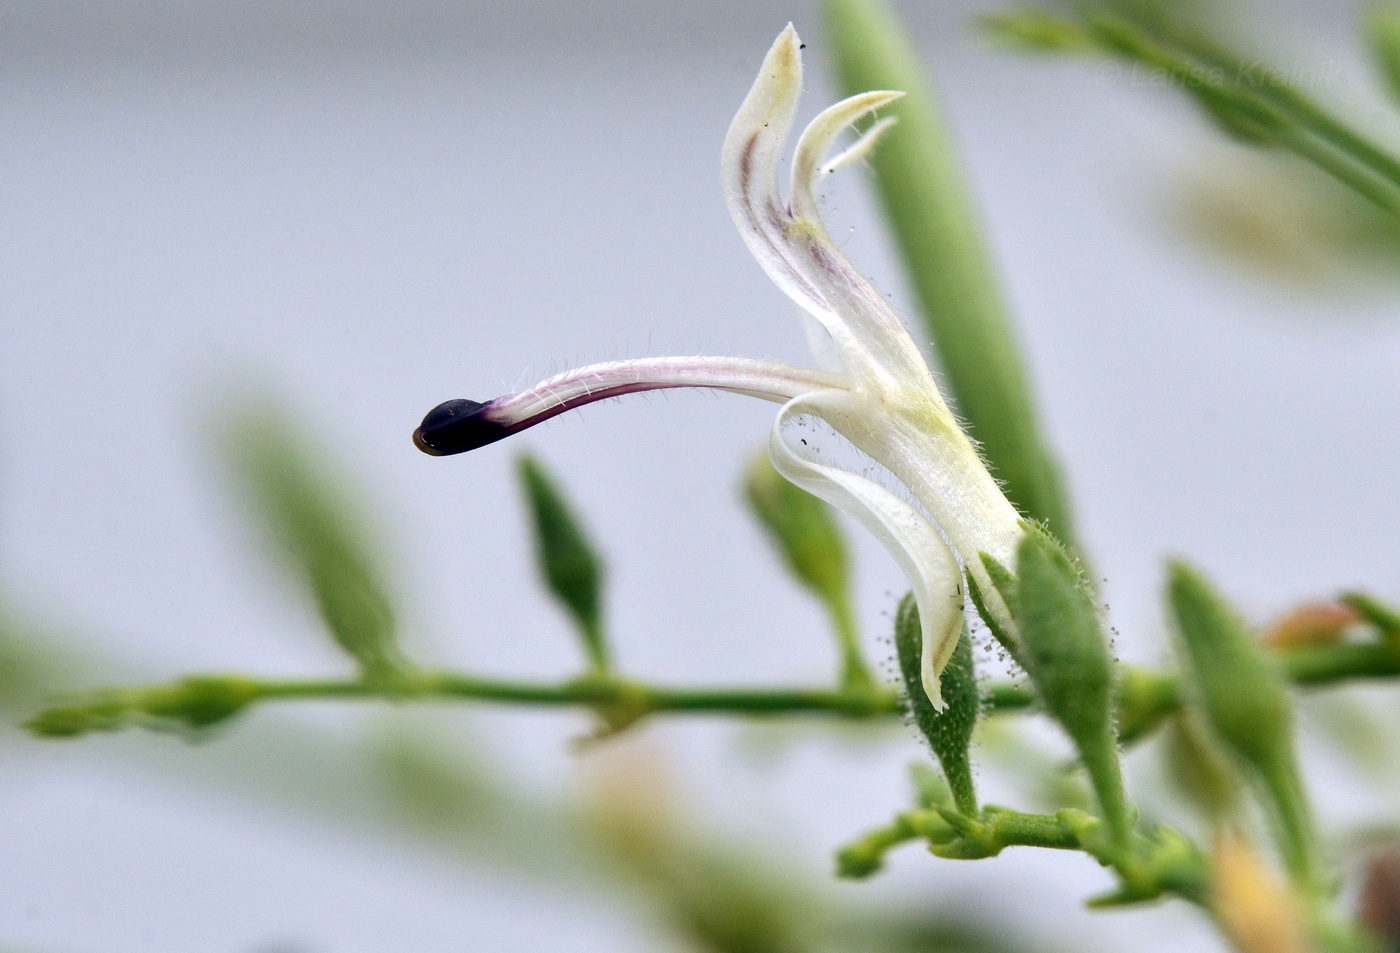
(768, 396, 964, 709)
(789, 90, 903, 223)
(720, 26, 826, 316)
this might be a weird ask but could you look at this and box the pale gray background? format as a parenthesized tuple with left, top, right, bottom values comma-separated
(3, 1, 1399, 951)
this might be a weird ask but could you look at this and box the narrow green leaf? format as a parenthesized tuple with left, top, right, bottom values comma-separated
(1012, 528, 1131, 841)
(1341, 590, 1400, 640)
(824, 0, 1078, 546)
(516, 454, 609, 669)
(894, 594, 979, 815)
(743, 453, 865, 685)
(999, 8, 1400, 216)
(1166, 561, 1317, 886)
(225, 406, 409, 687)
(979, 9, 1098, 53)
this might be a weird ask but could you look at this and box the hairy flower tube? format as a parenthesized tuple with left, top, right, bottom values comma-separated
(414, 26, 1024, 707)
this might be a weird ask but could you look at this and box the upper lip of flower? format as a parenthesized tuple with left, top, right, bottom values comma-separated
(413, 25, 1024, 706)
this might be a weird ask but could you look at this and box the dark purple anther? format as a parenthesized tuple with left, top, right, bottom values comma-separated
(413, 398, 511, 456)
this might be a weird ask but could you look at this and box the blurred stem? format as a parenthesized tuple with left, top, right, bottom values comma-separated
(844, 805, 1209, 905)
(220, 672, 905, 717)
(35, 635, 1400, 736)
(824, 0, 1078, 546)
(827, 593, 872, 690)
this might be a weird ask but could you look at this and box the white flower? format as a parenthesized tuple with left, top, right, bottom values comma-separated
(414, 25, 1024, 708)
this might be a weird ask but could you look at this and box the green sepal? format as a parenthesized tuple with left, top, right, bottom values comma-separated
(979, 552, 1017, 605)
(1013, 528, 1132, 842)
(894, 594, 979, 814)
(516, 454, 610, 670)
(965, 567, 1020, 666)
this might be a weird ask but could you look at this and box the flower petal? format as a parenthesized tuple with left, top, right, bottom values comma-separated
(789, 90, 903, 224)
(768, 396, 964, 709)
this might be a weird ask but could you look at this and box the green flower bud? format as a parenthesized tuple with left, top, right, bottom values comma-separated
(894, 593, 979, 815)
(1011, 527, 1131, 841)
(1167, 561, 1316, 886)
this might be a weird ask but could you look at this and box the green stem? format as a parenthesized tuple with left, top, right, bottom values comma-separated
(827, 594, 873, 690)
(27, 634, 1400, 737)
(249, 672, 904, 717)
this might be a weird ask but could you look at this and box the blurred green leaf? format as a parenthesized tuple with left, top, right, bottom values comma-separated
(1162, 709, 1245, 823)
(995, 6, 1400, 217)
(516, 453, 609, 669)
(1368, 4, 1400, 107)
(980, 9, 1098, 52)
(894, 594, 979, 814)
(824, 0, 1078, 547)
(224, 404, 410, 687)
(1012, 528, 1130, 840)
(1167, 561, 1316, 885)
(1170, 154, 1400, 287)
(743, 453, 865, 685)
(1343, 591, 1400, 642)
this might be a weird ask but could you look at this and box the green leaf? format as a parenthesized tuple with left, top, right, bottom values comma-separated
(225, 406, 409, 687)
(1341, 590, 1400, 641)
(1012, 528, 1130, 841)
(1166, 561, 1316, 886)
(894, 594, 979, 815)
(517, 454, 609, 669)
(998, 7, 1400, 216)
(979, 9, 1098, 53)
(743, 453, 865, 685)
(1162, 709, 1245, 823)
(824, 0, 1078, 546)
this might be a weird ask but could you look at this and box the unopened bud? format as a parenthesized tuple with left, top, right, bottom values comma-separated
(1263, 602, 1360, 649)
(1212, 832, 1309, 953)
(895, 594, 978, 815)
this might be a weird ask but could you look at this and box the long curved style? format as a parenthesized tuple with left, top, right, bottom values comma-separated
(414, 26, 1025, 708)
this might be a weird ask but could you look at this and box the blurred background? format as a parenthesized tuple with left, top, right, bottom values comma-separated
(3, 0, 1400, 950)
